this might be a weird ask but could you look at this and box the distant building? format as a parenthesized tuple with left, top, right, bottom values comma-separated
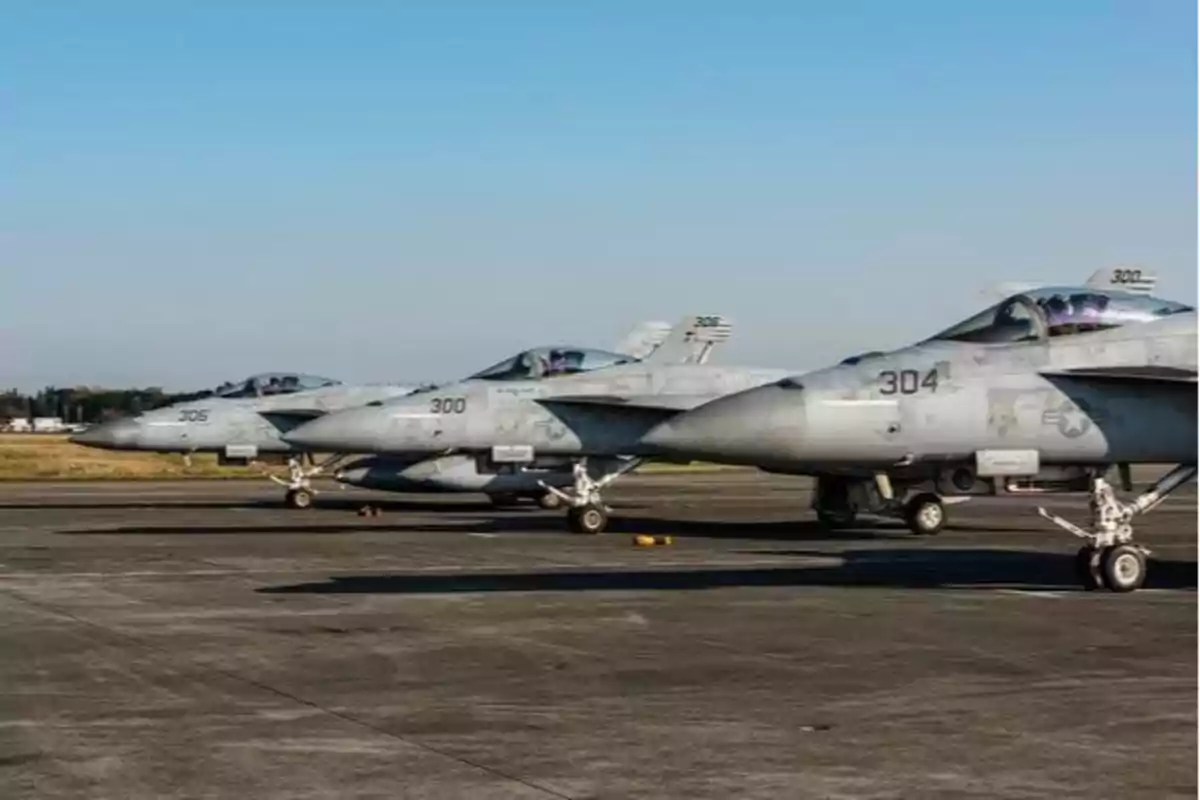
(32, 417, 67, 433)
(2, 417, 74, 433)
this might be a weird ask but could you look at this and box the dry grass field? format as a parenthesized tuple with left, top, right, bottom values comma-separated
(0, 434, 263, 480)
(0, 434, 732, 480)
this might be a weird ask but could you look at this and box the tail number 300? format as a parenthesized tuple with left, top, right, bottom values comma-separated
(879, 369, 938, 395)
(430, 397, 467, 414)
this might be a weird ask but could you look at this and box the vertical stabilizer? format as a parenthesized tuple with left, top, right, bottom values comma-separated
(614, 321, 673, 359)
(642, 315, 733, 365)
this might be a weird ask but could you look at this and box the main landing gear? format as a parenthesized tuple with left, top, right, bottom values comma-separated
(539, 458, 642, 534)
(270, 454, 349, 509)
(813, 476, 955, 536)
(1038, 464, 1196, 593)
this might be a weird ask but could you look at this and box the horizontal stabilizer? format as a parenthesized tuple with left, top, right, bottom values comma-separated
(1041, 365, 1197, 384)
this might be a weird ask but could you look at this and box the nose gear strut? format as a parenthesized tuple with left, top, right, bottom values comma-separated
(538, 457, 643, 534)
(1037, 464, 1196, 592)
(269, 453, 350, 509)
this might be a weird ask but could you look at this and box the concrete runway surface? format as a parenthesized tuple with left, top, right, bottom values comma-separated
(0, 472, 1194, 799)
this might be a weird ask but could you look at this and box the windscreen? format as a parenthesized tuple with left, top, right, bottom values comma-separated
(928, 288, 1192, 344)
(213, 373, 341, 398)
(467, 347, 638, 381)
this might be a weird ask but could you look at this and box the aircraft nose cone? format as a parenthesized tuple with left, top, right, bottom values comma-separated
(643, 383, 803, 466)
(69, 418, 142, 450)
(283, 410, 374, 453)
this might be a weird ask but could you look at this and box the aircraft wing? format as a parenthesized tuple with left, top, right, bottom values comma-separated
(535, 393, 716, 413)
(258, 408, 329, 431)
(1040, 365, 1197, 384)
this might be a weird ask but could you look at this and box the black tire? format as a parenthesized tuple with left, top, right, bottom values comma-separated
(1101, 544, 1146, 593)
(904, 493, 945, 535)
(488, 493, 521, 508)
(1075, 546, 1103, 591)
(567, 504, 608, 534)
(286, 488, 313, 509)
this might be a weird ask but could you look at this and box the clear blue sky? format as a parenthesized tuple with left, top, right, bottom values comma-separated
(2, 1, 1195, 391)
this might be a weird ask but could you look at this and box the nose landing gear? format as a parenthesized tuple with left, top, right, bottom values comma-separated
(270, 454, 349, 509)
(540, 458, 643, 534)
(1039, 464, 1196, 593)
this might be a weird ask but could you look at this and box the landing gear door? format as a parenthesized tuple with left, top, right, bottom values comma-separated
(806, 396, 906, 463)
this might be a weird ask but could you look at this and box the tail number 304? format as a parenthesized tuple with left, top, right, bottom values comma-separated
(430, 397, 467, 414)
(879, 369, 938, 395)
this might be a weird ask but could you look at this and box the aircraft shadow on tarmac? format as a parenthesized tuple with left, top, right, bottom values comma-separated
(258, 548, 1197, 595)
(58, 512, 1044, 539)
(5, 498, 512, 513)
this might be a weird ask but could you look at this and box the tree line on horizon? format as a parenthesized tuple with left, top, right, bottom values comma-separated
(0, 386, 210, 425)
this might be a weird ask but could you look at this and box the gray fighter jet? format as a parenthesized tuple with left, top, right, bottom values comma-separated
(70, 372, 416, 460)
(642, 286, 1195, 593)
(325, 314, 737, 508)
(282, 314, 794, 524)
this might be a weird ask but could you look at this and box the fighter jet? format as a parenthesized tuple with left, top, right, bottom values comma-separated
(70, 372, 416, 461)
(327, 314, 737, 508)
(643, 285, 1195, 593)
(283, 318, 790, 527)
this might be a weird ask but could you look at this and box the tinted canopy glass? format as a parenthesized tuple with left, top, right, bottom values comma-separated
(467, 347, 638, 381)
(213, 373, 341, 398)
(928, 288, 1192, 345)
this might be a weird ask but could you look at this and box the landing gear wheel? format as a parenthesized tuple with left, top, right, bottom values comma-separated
(904, 493, 945, 536)
(538, 492, 563, 510)
(285, 488, 313, 509)
(1100, 545, 1146, 593)
(816, 508, 857, 529)
(489, 493, 521, 508)
(1075, 546, 1103, 591)
(567, 504, 608, 534)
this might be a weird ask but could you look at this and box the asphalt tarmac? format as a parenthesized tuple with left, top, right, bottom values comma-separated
(0, 472, 1194, 799)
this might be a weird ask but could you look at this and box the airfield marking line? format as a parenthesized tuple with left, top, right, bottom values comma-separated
(993, 589, 1068, 599)
(0, 586, 578, 800)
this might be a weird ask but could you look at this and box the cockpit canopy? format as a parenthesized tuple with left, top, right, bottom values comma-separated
(467, 346, 638, 381)
(928, 287, 1192, 345)
(212, 373, 341, 398)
